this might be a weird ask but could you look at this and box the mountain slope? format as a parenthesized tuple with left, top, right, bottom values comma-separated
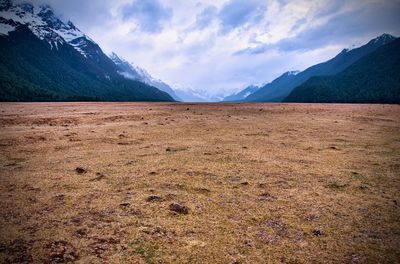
(109, 52, 181, 101)
(284, 38, 400, 103)
(222, 85, 259, 102)
(0, 1, 174, 102)
(244, 34, 396, 102)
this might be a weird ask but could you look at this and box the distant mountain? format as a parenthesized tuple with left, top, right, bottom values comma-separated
(222, 85, 259, 102)
(174, 89, 223, 102)
(109, 52, 181, 101)
(0, 0, 174, 102)
(244, 34, 397, 102)
(284, 38, 400, 103)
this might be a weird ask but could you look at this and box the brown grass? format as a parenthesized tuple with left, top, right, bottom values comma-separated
(0, 102, 399, 263)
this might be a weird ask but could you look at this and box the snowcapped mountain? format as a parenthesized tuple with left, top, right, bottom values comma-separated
(0, 0, 93, 55)
(244, 33, 397, 102)
(109, 52, 180, 101)
(0, 0, 174, 102)
(222, 85, 259, 102)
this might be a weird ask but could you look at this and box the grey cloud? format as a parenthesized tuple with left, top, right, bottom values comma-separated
(193, 5, 218, 30)
(218, 0, 267, 34)
(235, 0, 400, 55)
(120, 0, 172, 33)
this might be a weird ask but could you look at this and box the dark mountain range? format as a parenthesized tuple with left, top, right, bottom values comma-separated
(243, 34, 396, 102)
(284, 38, 400, 103)
(0, 1, 174, 102)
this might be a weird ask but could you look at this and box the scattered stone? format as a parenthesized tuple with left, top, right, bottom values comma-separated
(197, 187, 210, 193)
(146, 195, 163, 202)
(120, 202, 130, 207)
(312, 229, 323, 237)
(169, 202, 189, 214)
(48, 240, 79, 263)
(393, 200, 398, 206)
(75, 167, 86, 174)
(166, 147, 171, 152)
(75, 228, 87, 237)
(90, 172, 106, 181)
(149, 171, 157, 175)
(186, 108, 190, 111)
(240, 181, 249, 186)
(93, 243, 108, 258)
(259, 192, 275, 201)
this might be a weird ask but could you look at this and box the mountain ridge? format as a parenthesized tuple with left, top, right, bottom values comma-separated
(0, 0, 175, 102)
(284, 37, 400, 103)
(243, 33, 397, 102)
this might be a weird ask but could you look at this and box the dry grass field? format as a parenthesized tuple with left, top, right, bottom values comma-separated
(0, 102, 399, 264)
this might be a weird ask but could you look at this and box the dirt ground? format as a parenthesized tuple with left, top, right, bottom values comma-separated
(0, 102, 399, 264)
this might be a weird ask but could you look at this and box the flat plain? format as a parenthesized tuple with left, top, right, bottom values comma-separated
(0, 102, 399, 264)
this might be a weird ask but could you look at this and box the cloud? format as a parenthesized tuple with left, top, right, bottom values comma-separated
(192, 5, 218, 30)
(235, 0, 400, 55)
(218, 0, 266, 34)
(120, 0, 172, 33)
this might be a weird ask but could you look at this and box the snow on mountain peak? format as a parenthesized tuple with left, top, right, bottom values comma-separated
(0, 0, 92, 55)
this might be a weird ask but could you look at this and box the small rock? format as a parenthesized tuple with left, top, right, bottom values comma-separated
(166, 147, 171, 152)
(120, 202, 130, 207)
(186, 108, 190, 111)
(75, 167, 86, 174)
(90, 172, 106, 181)
(48, 241, 78, 263)
(146, 195, 163, 202)
(75, 228, 87, 237)
(240, 181, 249, 186)
(169, 202, 189, 214)
(312, 229, 323, 237)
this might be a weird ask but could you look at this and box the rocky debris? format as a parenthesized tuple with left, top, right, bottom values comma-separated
(305, 214, 320, 222)
(146, 195, 163, 202)
(90, 237, 120, 258)
(75, 228, 87, 237)
(259, 192, 275, 201)
(240, 181, 249, 186)
(166, 147, 171, 152)
(120, 202, 130, 208)
(312, 229, 323, 237)
(75, 167, 86, 174)
(47, 240, 79, 263)
(118, 134, 127, 138)
(169, 202, 189, 214)
(90, 172, 106, 181)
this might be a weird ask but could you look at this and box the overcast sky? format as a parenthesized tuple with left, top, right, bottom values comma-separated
(28, 0, 400, 95)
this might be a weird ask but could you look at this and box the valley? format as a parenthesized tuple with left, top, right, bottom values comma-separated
(0, 102, 399, 263)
